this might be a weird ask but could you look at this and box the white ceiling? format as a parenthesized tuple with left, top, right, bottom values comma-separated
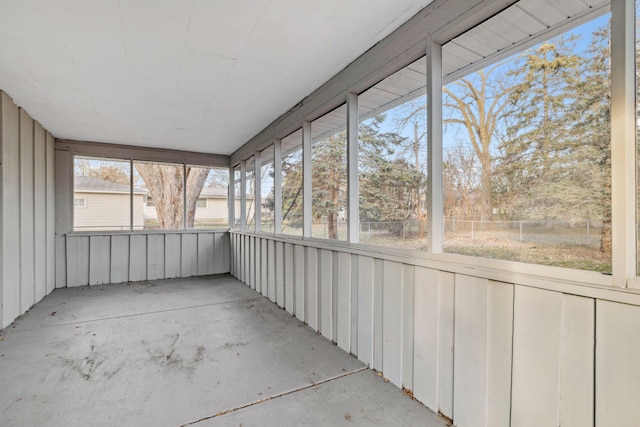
(0, 0, 432, 155)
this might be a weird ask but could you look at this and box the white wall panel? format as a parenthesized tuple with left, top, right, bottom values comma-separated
(66, 236, 89, 287)
(181, 233, 198, 277)
(197, 232, 214, 276)
(1, 94, 21, 326)
(129, 234, 147, 282)
(147, 234, 165, 281)
(336, 252, 351, 352)
(275, 241, 284, 307)
(319, 249, 333, 340)
(350, 254, 359, 356)
(596, 300, 640, 426)
(260, 238, 268, 296)
(437, 271, 455, 418)
(402, 264, 415, 391)
(267, 239, 276, 301)
(19, 109, 35, 313)
(33, 123, 46, 300)
(45, 132, 55, 294)
(214, 232, 225, 274)
(294, 244, 306, 321)
(373, 259, 384, 372)
(89, 236, 110, 285)
(357, 256, 375, 366)
(55, 150, 73, 288)
(110, 235, 130, 284)
(512, 286, 594, 427)
(284, 243, 294, 314)
(164, 233, 181, 279)
(306, 247, 318, 330)
(382, 260, 402, 387)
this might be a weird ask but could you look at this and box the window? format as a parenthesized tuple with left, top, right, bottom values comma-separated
(358, 57, 427, 249)
(441, 10, 612, 272)
(311, 105, 348, 240)
(260, 146, 275, 233)
(133, 161, 184, 230)
(233, 165, 241, 229)
(245, 156, 256, 232)
(188, 166, 229, 229)
(281, 129, 303, 236)
(73, 156, 131, 231)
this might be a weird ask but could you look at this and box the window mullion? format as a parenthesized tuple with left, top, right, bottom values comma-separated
(427, 40, 443, 254)
(274, 139, 283, 235)
(303, 120, 312, 238)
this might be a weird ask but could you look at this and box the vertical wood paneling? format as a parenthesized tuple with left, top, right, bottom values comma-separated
(402, 264, 415, 391)
(66, 236, 89, 287)
(1, 94, 21, 326)
(223, 233, 230, 273)
(181, 233, 198, 277)
(437, 271, 455, 418)
(336, 252, 351, 352)
(350, 254, 359, 356)
(454, 275, 488, 427)
(284, 243, 294, 314)
(33, 122, 46, 300)
(214, 232, 225, 274)
(110, 235, 130, 283)
(596, 300, 640, 426)
(306, 247, 318, 329)
(89, 236, 110, 285)
(129, 235, 147, 282)
(382, 260, 403, 387)
(164, 233, 181, 279)
(373, 259, 384, 372)
(319, 249, 333, 340)
(197, 232, 214, 276)
(294, 244, 306, 321)
(45, 132, 55, 293)
(511, 286, 562, 427)
(275, 241, 284, 307)
(19, 109, 34, 313)
(357, 256, 374, 366)
(147, 234, 165, 280)
(413, 267, 441, 410)
(558, 295, 594, 427)
(55, 150, 73, 288)
(250, 236, 256, 289)
(267, 240, 276, 301)
(256, 239, 271, 299)
(485, 280, 514, 427)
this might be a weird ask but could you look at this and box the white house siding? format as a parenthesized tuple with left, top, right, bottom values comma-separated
(0, 92, 56, 329)
(74, 192, 145, 231)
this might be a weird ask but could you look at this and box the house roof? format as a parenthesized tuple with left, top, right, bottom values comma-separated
(200, 186, 228, 198)
(75, 176, 147, 195)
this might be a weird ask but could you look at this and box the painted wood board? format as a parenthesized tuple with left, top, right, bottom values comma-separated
(306, 247, 319, 330)
(319, 249, 333, 340)
(19, 109, 35, 313)
(110, 235, 130, 283)
(45, 132, 55, 293)
(284, 243, 294, 314)
(402, 264, 415, 391)
(267, 239, 276, 301)
(129, 234, 147, 282)
(382, 260, 403, 387)
(66, 236, 89, 287)
(275, 241, 284, 307)
(89, 235, 110, 285)
(181, 234, 198, 278)
(336, 252, 351, 352)
(294, 244, 306, 322)
(33, 122, 46, 300)
(164, 233, 181, 279)
(147, 234, 165, 280)
(357, 255, 375, 366)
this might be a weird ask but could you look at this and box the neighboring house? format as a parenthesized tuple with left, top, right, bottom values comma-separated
(144, 185, 237, 227)
(74, 176, 146, 231)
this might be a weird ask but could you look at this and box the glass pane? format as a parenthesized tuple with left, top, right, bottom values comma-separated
(358, 57, 427, 249)
(187, 166, 229, 229)
(245, 156, 256, 232)
(73, 156, 132, 231)
(442, 12, 612, 273)
(233, 166, 241, 228)
(311, 105, 348, 240)
(260, 146, 275, 233)
(281, 129, 303, 236)
(134, 161, 184, 230)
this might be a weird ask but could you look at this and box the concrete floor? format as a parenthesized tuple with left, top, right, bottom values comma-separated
(0, 274, 448, 427)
